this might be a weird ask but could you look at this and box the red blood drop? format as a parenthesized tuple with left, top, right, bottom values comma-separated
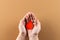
(26, 20, 33, 30)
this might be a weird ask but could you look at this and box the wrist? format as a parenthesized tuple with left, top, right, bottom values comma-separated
(16, 33, 26, 40)
(29, 34, 39, 40)
(28, 30, 39, 40)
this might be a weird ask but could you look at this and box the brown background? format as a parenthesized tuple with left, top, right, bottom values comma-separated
(0, 0, 60, 40)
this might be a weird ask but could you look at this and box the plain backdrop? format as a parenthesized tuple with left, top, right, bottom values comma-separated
(0, 0, 60, 40)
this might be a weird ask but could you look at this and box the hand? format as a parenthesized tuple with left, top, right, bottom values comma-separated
(16, 13, 29, 40)
(26, 12, 41, 40)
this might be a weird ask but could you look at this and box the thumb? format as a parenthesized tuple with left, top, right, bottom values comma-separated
(32, 20, 41, 34)
(18, 18, 26, 33)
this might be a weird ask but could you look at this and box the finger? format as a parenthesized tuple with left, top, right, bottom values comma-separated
(23, 12, 31, 20)
(30, 12, 36, 20)
(27, 12, 35, 21)
(23, 12, 32, 23)
(33, 18, 37, 27)
(30, 13, 37, 25)
(30, 13, 34, 22)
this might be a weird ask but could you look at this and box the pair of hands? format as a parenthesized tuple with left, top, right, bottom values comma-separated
(16, 12, 41, 40)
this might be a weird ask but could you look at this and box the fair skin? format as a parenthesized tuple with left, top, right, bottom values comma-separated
(16, 12, 41, 40)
